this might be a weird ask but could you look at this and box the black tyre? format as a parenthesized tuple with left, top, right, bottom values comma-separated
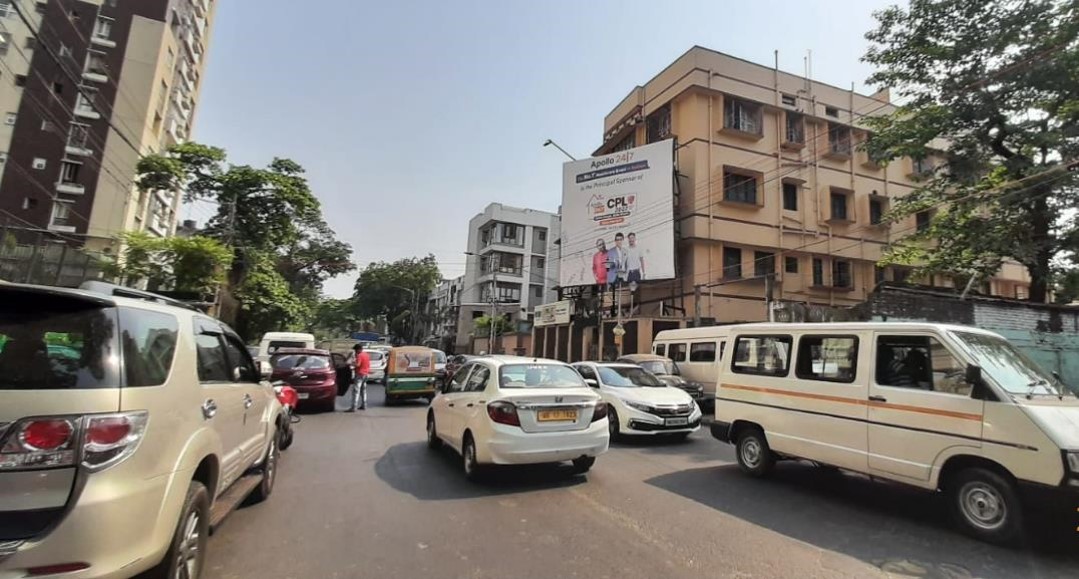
(607, 408, 620, 441)
(571, 456, 596, 474)
(248, 432, 279, 504)
(426, 413, 442, 450)
(735, 427, 774, 477)
(671, 432, 691, 442)
(948, 467, 1024, 546)
(462, 434, 482, 481)
(144, 480, 209, 579)
(279, 422, 294, 451)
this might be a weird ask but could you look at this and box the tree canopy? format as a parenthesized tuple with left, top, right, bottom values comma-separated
(863, 0, 1079, 302)
(352, 255, 442, 342)
(106, 231, 232, 296)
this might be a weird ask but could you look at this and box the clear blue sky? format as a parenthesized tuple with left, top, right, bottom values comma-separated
(192, 0, 900, 298)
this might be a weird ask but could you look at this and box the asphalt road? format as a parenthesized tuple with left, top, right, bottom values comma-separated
(204, 385, 1078, 579)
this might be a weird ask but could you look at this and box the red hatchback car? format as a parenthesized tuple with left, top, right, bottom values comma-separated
(269, 348, 350, 412)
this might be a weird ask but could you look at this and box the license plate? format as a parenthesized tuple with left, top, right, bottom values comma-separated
(537, 408, 577, 422)
(297, 392, 309, 400)
(665, 417, 689, 426)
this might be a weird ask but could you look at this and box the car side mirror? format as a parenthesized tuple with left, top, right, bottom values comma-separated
(259, 361, 272, 380)
(964, 364, 982, 385)
(585, 378, 598, 388)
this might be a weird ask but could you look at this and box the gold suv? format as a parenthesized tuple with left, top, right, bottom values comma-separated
(0, 282, 285, 578)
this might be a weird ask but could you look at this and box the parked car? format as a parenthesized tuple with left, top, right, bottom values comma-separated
(0, 282, 286, 579)
(427, 356, 609, 480)
(572, 362, 702, 441)
(367, 348, 388, 384)
(433, 349, 448, 383)
(270, 348, 345, 412)
(617, 353, 706, 404)
(713, 322, 1079, 545)
(444, 354, 477, 379)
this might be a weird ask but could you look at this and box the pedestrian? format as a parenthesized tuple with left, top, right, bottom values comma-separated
(348, 343, 370, 412)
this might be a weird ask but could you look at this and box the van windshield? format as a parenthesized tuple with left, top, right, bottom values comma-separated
(268, 341, 307, 354)
(951, 331, 1077, 397)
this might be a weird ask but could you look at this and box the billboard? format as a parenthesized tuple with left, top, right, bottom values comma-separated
(559, 139, 675, 288)
(534, 300, 573, 327)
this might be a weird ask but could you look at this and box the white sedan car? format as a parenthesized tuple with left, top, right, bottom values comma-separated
(427, 356, 609, 480)
(572, 362, 702, 440)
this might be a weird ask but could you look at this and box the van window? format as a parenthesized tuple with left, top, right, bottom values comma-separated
(689, 342, 716, 362)
(119, 308, 178, 387)
(668, 343, 687, 362)
(876, 335, 970, 396)
(795, 336, 857, 383)
(268, 340, 306, 355)
(732, 335, 792, 377)
(654, 343, 666, 357)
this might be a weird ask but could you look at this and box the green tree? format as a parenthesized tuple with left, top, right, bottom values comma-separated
(863, 0, 1079, 302)
(233, 252, 310, 341)
(308, 297, 365, 340)
(107, 231, 232, 296)
(352, 255, 441, 342)
(473, 315, 513, 337)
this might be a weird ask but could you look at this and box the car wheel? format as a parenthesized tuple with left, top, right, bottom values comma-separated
(735, 427, 774, 477)
(571, 456, 596, 474)
(426, 413, 442, 450)
(248, 433, 279, 504)
(949, 467, 1023, 546)
(144, 480, 209, 579)
(607, 408, 620, 441)
(462, 434, 482, 481)
(671, 432, 690, 442)
(279, 423, 294, 451)
(323, 398, 337, 413)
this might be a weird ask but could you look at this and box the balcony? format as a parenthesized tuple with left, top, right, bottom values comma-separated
(56, 182, 85, 195)
(82, 70, 108, 83)
(74, 107, 100, 120)
(65, 145, 92, 157)
(90, 36, 116, 49)
(49, 221, 77, 233)
(192, 0, 209, 18)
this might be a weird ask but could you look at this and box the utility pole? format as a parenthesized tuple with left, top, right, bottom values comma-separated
(489, 254, 499, 354)
(693, 284, 702, 327)
(213, 196, 238, 317)
(765, 274, 775, 322)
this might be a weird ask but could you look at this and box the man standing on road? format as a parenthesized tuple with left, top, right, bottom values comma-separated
(348, 343, 370, 412)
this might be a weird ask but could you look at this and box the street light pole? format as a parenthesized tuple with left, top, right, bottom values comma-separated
(542, 139, 577, 161)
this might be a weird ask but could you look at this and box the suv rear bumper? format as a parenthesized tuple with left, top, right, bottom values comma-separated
(0, 469, 186, 579)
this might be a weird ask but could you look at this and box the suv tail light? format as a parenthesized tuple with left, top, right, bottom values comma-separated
(487, 401, 521, 427)
(0, 411, 148, 472)
(591, 401, 608, 423)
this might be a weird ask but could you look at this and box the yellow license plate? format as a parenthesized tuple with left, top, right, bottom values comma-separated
(537, 409, 578, 422)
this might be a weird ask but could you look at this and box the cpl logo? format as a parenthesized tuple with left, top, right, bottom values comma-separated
(607, 195, 636, 209)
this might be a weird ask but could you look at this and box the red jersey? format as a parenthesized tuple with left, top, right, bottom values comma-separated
(355, 352, 371, 377)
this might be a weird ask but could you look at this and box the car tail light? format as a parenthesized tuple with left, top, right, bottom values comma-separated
(82, 412, 148, 472)
(22, 420, 74, 451)
(1, 418, 78, 470)
(487, 401, 521, 427)
(591, 401, 608, 423)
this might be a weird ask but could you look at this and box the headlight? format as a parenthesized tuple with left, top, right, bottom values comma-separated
(1066, 452, 1079, 473)
(624, 400, 653, 413)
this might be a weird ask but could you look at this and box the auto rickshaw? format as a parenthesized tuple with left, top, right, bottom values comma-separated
(384, 346, 439, 404)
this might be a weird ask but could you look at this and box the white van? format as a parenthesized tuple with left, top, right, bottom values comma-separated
(257, 332, 316, 361)
(652, 326, 731, 401)
(712, 322, 1079, 545)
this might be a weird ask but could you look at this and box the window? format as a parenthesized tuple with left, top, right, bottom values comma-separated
(13, 74, 25, 87)
(830, 191, 849, 220)
(538, 230, 546, 242)
(668, 343, 687, 362)
(25, 37, 36, 51)
(195, 333, 230, 382)
(32, 157, 46, 169)
(223, 335, 258, 382)
(782, 182, 798, 211)
(68, 123, 90, 149)
(3, 113, 13, 125)
(812, 258, 824, 286)
(653, 343, 666, 357)
(785, 112, 805, 145)
(21, 197, 37, 210)
(41, 120, 53, 131)
(875, 335, 971, 396)
(533, 285, 542, 298)
(723, 170, 757, 204)
(796, 336, 858, 383)
(784, 256, 799, 274)
(874, 266, 886, 285)
(912, 157, 935, 176)
(612, 133, 635, 152)
(502, 223, 519, 242)
(536, 257, 545, 269)
(689, 342, 716, 362)
(732, 335, 792, 377)
(724, 97, 762, 135)
(754, 251, 775, 277)
(76, 91, 96, 114)
(50, 201, 72, 226)
(832, 260, 852, 288)
(119, 309, 178, 387)
(646, 104, 672, 143)
(825, 106, 839, 118)
(59, 161, 81, 184)
(828, 123, 851, 155)
(93, 16, 113, 40)
(722, 247, 742, 279)
(781, 94, 797, 107)
(51, 81, 62, 95)
(465, 365, 490, 392)
(870, 197, 885, 225)
(916, 210, 931, 232)
(86, 51, 108, 75)
(58, 42, 71, 57)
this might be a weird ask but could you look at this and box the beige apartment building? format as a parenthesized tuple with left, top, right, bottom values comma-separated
(593, 46, 1030, 325)
(0, 0, 215, 254)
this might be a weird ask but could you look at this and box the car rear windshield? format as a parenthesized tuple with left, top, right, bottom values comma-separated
(498, 364, 586, 389)
(599, 366, 665, 387)
(272, 354, 331, 370)
(268, 340, 307, 354)
(434, 351, 447, 363)
(0, 292, 120, 389)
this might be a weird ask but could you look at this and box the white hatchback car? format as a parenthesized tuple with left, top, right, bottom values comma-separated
(572, 362, 702, 440)
(427, 356, 609, 479)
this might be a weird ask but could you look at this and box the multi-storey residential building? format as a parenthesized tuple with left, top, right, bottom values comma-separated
(456, 203, 560, 353)
(424, 275, 463, 350)
(592, 46, 1030, 324)
(0, 0, 215, 253)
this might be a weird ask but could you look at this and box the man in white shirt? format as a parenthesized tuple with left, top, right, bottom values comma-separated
(625, 232, 644, 282)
